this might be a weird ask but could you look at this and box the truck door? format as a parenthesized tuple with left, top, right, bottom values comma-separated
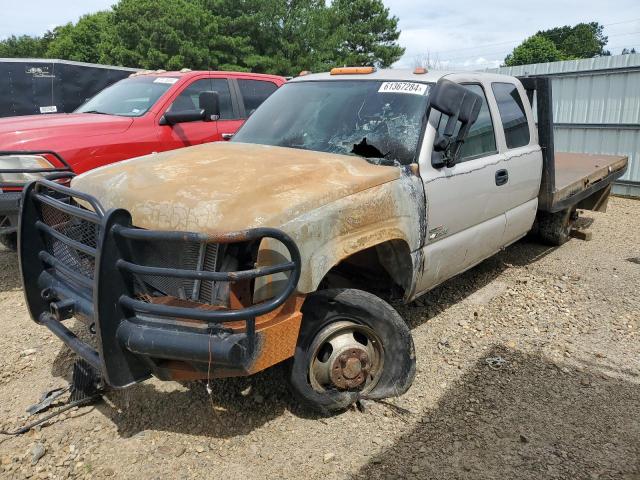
(158, 77, 240, 149)
(416, 82, 507, 293)
(211, 77, 244, 141)
(228, 78, 280, 141)
(490, 81, 542, 246)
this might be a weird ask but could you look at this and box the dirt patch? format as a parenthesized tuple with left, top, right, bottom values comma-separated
(1, 197, 639, 479)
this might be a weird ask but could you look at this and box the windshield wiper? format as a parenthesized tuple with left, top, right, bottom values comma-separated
(81, 110, 110, 115)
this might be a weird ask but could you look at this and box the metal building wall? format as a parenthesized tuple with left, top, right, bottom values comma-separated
(488, 53, 640, 197)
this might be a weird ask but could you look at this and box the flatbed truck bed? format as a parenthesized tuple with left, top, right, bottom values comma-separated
(519, 76, 628, 213)
(552, 152, 628, 210)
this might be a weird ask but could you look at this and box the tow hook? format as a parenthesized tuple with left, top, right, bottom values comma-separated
(50, 298, 76, 321)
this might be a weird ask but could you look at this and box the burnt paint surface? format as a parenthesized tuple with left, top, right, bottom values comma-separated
(72, 142, 427, 297)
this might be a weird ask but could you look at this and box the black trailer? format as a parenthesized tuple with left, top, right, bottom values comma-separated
(0, 58, 138, 118)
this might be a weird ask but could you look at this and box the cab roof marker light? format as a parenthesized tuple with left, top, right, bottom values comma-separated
(330, 66, 376, 75)
(298, 70, 311, 77)
(414, 67, 428, 74)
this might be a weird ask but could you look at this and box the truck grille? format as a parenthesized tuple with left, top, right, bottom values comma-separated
(130, 238, 223, 305)
(38, 203, 225, 309)
(37, 195, 224, 305)
(40, 201, 100, 282)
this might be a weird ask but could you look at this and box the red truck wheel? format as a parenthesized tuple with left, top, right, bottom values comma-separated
(287, 288, 416, 413)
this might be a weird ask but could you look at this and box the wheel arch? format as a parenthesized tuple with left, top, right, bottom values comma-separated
(311, 237, 414, 301)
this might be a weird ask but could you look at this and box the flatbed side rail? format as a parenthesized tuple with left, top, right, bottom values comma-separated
(19, 178, 302, 388)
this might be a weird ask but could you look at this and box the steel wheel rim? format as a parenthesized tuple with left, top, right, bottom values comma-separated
(308, 320, 384, 394)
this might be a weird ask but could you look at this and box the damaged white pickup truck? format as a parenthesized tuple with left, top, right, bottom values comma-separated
(19, 67, 627, 412)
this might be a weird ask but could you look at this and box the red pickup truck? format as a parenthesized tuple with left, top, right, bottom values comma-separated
(0, 70, 286, 248)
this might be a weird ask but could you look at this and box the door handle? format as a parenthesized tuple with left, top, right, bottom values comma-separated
(495, 169, 509, 186)
(221, 133, 234, 141)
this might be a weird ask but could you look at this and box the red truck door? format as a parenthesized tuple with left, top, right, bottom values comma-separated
(229, 78, 280, 141)
(157, 77, 240, 149)
(212, 77, 244, 140)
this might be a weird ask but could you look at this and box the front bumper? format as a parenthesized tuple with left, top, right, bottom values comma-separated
(20, 179, 302, 388)
(0, 191, 22, 234)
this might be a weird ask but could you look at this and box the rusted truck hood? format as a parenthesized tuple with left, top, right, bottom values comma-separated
(71, 142, 400, 232)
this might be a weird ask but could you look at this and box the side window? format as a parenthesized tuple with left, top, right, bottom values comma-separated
(237, 79, 278, 116)
(169, 78, 234, 119)
(436, 84, 497, 161)
(211, 78, 234, 119)
(491, 82, 530, 149)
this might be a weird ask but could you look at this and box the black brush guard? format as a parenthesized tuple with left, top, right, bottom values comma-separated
(19, 179, 301, 388)
(0, 151, 73, 235)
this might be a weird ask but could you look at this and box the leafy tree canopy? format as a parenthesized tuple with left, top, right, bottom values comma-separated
(505, 22, 609, 67)
(0, 0, 404, 76)
(504, 34, 566, 67)
(538, 22, 608, 59)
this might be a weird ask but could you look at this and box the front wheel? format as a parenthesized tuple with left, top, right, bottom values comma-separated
(287, 289, 416, 412)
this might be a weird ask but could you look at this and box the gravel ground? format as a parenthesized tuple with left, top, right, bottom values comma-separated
(0, 196, 639, 480)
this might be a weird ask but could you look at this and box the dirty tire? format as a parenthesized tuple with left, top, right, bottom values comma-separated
(536, 208, 575, 246)
(0, 232, 17, 251)
(287, 288, 416, 413)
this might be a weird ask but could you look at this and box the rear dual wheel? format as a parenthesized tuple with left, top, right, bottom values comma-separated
(536, 207, 577, 246)
(287, 289, 415, 412)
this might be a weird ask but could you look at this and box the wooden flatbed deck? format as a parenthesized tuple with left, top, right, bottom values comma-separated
(549, 152, 628, 210)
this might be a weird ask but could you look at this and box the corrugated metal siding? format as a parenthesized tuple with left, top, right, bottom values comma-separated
(488, 54, 640, 197)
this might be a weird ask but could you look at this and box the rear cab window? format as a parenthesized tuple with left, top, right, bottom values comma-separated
(237, 79, 279, 116)
(491, 82, 530, 149)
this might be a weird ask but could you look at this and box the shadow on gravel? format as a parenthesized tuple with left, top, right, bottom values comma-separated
(0, 246, 22, 291)
(354, 345, 640, 480)
(48, 322, 308, 438)
(95, 366, 303, 439)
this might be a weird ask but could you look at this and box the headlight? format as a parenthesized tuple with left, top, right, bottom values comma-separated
(0, 155, 56, 184)
(254, 237, 291, 303)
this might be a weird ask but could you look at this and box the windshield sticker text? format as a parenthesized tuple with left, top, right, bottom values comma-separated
(153, 77, 179, 84)
(378, 82, 429, 96)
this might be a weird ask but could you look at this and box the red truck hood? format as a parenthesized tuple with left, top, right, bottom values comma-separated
(0, 113, 134, 149)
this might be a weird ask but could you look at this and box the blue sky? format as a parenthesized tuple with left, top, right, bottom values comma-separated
(1, 0, 639, 69)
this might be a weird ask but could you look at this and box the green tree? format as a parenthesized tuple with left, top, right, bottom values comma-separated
(506, 21, 610, 66)
(100, 0, 222, 70)
(0, 0, 405, 75)
(504, 34, 566, 67)
(328, 0, 404, 68)
(538, 22, 608, 59)
(45, 12, 113, 64)
(0, 34, 48, 58)
(208, 0, 402, 75)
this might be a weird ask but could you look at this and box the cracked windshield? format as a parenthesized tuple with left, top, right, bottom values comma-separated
(233, 80, 432, 166)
